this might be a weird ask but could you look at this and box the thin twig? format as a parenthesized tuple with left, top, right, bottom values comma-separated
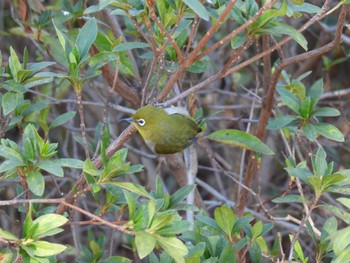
(0, 198, 136, 235)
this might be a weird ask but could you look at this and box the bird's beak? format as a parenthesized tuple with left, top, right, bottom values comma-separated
(120, 118, 134, 123)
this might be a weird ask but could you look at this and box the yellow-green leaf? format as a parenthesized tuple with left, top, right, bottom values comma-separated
(206, 129, 274, 155)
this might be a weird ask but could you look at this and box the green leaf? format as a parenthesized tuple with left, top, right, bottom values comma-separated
(261, 22, 308, 50)
(299, 96, 312, 119)
(23, 203, 33, 238)
(104, 182, 153, 199)
(154, 234, 188, 263)
(182, 0, 209, 21)
(285, 167, 313, 185)
(214, 205, 235, 237)
(27, 170, 45, 196)
(169, 185, 196, 206)
(323, 174, 347, 191)
(324, 204, 350, 224)
(320, 216, 337, 243)
(123, 190, 136, 219)
(157, 221, 191, 236)
(90, 51, 118, 69)
(312, 147, 327, 177)
(0, 159, 22, 173)
(22, 138, 35, 162)
(289, 235, 306, 262)
(17, 69, 34, 83)
(0, 228, 19, 241)
(156, 176, 165, 199)
(56, 158, 84, 169)
(149, 212, 173, 232)
(36, 160, 64, 177)
(252, 221, 263, 239)
(135, 231, 156, 259)
(333, 247, 350, 263)
(267, 115, 297, 130)
(27, 240, 66, 257)
(313, 107, 340, 117)
(218, 241, 236, 263)
(308, 177, 323, 195)
(29, 214, 68, 239)
(53, 20, 71, 57)
(23, 75, 54, 89)
(22, 125, 37, 161)
(83, 159, 101, 176)
(113, 42, 149, 52)
(276, 87, 300, 114)
(101, 126, 110, 167)
(231, 32, 248, 49)
(302, 123, 317, 141)
(314, 123, 344, 142)
(0, 145, 23, 163)
(337, 197, 350, 210)
(250, 0, 286, 33)
(27, 61, 56, 73)
(49, 111, 76, 129)
(248, 240, 262, 263)
(195, 214, 220, 231)
(187, 60, 208, 73)
(9, 47, 22, 81)
(76, 18, 98, 61)
(147, 200, 156, 228)
(2, 91, 19, 115)
(309, 79, 323, 108)
(329, 226, 350, 256)
(272, 194, 304, 204)
(206, 129, 274, 155)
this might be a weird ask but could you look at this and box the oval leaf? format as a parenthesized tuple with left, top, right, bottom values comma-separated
(27, 170, 45, 196)
(36, 160, 64, 177)
(206, 129, 274, 155)
(315, 123, 344, 142)
(314, 107, 340, 117)
(76, 18, 98, 60)
(135, 231, 156, 259)
(2, 91, 18, 115)
(104, 182, 153, 199)
(183, 0, 209, 21)
(267, 115, 297, 130)
(50, 111, 76, 129)
(30, 214, 68, 239)
(29, 240, 66, 257)
(113, 42, 149, 52)
(214, 205, 235, 236)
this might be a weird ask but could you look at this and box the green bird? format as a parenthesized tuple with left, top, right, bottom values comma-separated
(124, 105, 202, 154)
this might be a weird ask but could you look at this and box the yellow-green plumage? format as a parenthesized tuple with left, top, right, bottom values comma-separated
(129, 106, 201, 154)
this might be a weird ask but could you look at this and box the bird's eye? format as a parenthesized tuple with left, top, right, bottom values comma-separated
(137, 118, 146, 126)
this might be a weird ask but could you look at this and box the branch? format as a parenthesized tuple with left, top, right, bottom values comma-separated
(0, 198, 135, 235)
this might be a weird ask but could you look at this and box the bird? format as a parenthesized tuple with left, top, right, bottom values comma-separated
(124, 105, 202, 154)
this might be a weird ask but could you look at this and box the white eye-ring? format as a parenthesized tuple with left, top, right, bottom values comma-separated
(137, 118, 146, 126)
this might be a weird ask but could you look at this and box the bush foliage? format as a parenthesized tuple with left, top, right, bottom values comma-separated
(0, 0, 350, 262)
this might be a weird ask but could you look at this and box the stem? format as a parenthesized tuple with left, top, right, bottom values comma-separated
(76, 89, 90, 159)
(287, 197, 319, 262)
